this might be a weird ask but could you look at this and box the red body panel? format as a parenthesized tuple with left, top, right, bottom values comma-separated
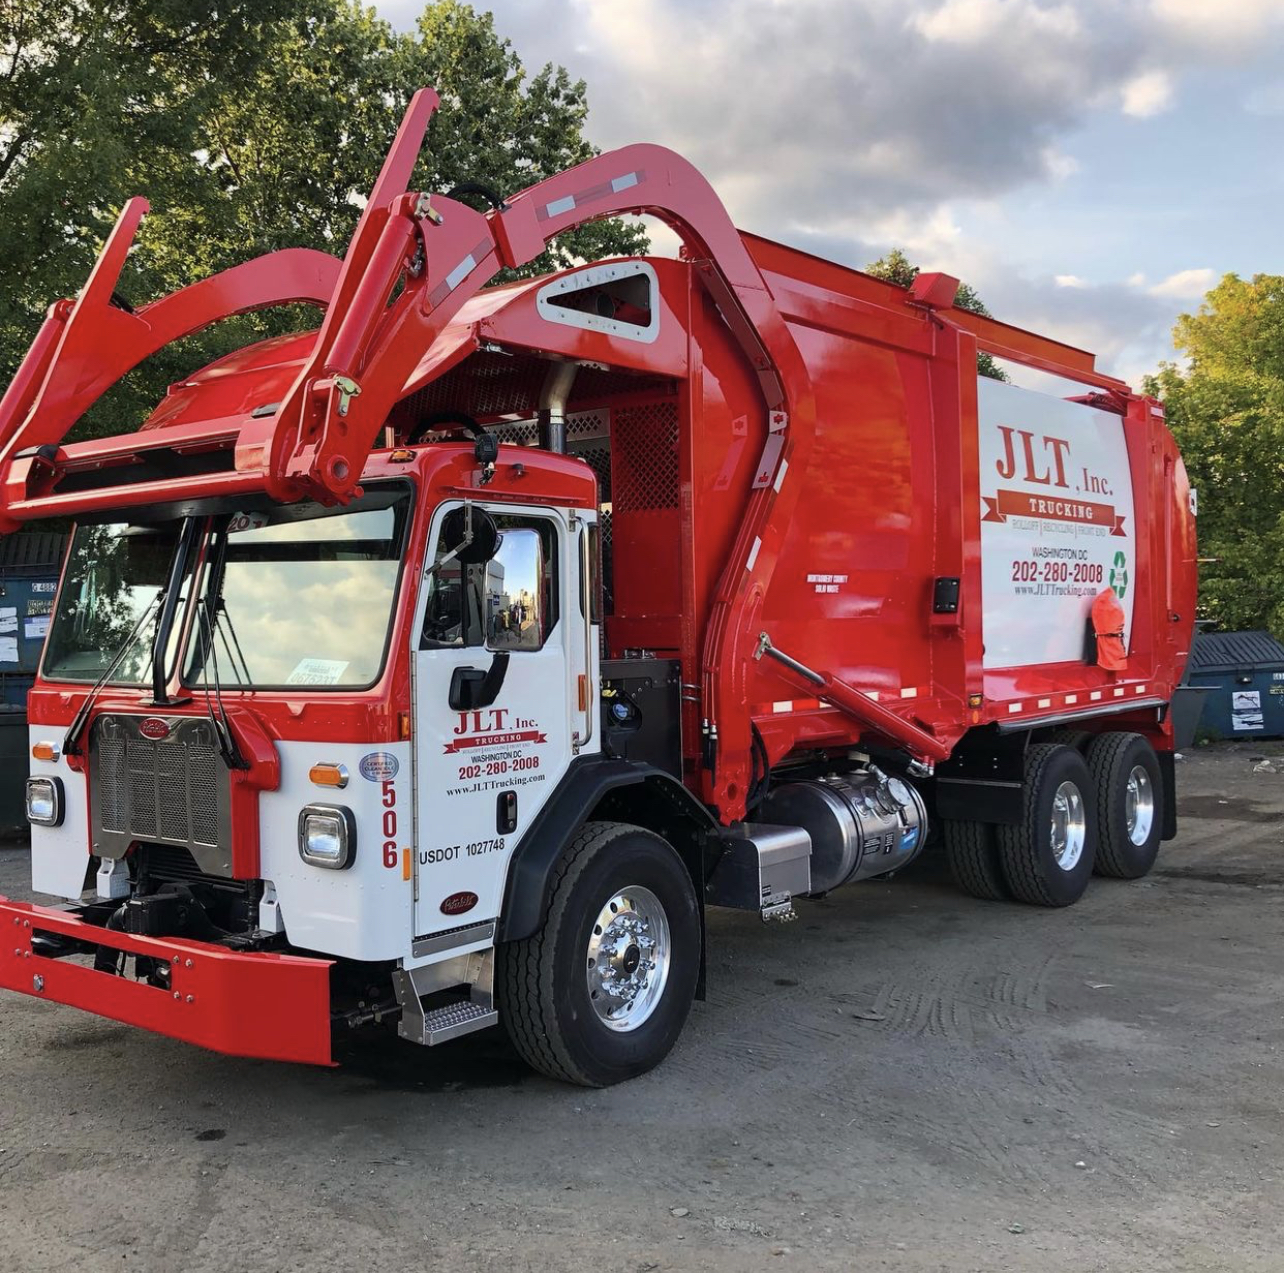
(0, 896, 333, 1065)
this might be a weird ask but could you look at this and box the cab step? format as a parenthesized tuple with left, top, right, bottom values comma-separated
(419, 1000, 498, 1045)
(391, 951, 498, 1046)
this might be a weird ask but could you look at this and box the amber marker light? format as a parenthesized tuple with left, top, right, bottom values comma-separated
(309, 763, 349, 789)
(31, 742, 60, 763)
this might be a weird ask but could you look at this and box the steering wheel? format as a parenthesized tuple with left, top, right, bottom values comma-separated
(405, 410, 487, 447)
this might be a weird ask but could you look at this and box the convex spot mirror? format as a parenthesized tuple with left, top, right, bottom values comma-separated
(440, 506, 501, 565)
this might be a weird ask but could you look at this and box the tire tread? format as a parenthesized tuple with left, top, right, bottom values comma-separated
(997, 743, 1093, 907)
(1086, 732, 1160, 879)
(500, 820, 688, 1087)
(943, 820, 1008, 900)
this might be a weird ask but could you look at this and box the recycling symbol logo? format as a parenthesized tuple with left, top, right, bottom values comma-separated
(1109, 551, 1128, 600)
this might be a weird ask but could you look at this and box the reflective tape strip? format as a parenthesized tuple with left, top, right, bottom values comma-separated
(446, 254, 476, 292)
(773, 458, 789, 492)
(427, 238, 491, 310)
(1114, 687, 1125, 697)
(1038, 698, 1051, 709)
(1008, 703, 1023, 713)
(1090, 691, 1103, 701)
(772, 701, 793, 713)
(1065, 694, 1078, 705)
(745, 537, 762, 572)
(900, 687, 917, 699)
(1135, 684, 1147, 694)
(540, 171, 647, 222)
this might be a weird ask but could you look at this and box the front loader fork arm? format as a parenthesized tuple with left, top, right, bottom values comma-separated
(0, 200, 341, 534)
(252, 91, 816, 820)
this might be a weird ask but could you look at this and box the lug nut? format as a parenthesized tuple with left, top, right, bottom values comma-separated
(32, 975, 43, 992)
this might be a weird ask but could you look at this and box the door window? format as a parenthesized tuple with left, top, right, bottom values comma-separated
(421, 512, 559, 652)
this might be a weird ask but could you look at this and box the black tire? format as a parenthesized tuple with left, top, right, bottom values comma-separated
(943, 820, 1008, 900)
(496, 821, 700, 1087)
(997, 744, 1096, 907)
(1085, 732, 1163, 879)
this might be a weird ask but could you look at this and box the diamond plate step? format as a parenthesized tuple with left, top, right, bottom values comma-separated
(421, 999, 498, 1046)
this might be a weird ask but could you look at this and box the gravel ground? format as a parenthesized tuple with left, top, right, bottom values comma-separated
(2, 741, 1284, 1272)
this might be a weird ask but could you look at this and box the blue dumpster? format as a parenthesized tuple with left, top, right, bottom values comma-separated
(1190, 629, 1284, 741)
(0, 533, 65, 832)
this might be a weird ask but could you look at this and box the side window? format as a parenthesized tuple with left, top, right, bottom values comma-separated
(420, 511, 560, 652)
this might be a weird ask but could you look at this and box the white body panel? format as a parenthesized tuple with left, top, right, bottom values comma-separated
(410, 502, 595, 940)
(978, 378, 1137, 670)
(259, 740, 414, 961)
(26, 724, 91, 898)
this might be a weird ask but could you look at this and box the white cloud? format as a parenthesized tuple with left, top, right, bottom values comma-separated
(1152, 0, 1284, 54)
(1041, 146, 1080, 181)
(1121, 69, 1174, 117)
(911, 0, 1080, 45)
(1055, 274, 1088, 288)
(1148, 268, 1216, 299)
(1127, 272, 1147, 287)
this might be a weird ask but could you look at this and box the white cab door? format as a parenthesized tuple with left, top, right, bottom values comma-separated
(410, 502, 595, 940)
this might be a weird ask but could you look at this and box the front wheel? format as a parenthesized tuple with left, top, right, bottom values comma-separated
(497, 821, 700, 1087)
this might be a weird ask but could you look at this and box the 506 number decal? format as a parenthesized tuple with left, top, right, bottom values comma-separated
(381, 778, 399, 869)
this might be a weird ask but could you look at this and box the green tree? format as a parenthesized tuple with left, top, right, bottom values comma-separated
(0, 0, 646, 436)
(864, 248, 1009, 381)
(1146, 273, 1284, 634)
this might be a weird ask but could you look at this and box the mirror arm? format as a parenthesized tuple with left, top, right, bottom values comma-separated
(425, 501, 476, 579)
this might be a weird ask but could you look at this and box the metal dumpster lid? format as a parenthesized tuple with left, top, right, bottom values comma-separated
(1190, 629, 1284, 674)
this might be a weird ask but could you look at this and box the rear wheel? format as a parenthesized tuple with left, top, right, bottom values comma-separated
(1086, 732, 1163, 879)
(998, 744, 1096, 907)
(497, 821, 700, 1087)
(943, 820, 1008, 900)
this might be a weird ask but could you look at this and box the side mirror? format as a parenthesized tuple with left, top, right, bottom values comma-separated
(440, 505, 501, 566)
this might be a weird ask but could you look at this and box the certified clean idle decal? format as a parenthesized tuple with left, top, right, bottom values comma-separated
(359, 751, 400, 782)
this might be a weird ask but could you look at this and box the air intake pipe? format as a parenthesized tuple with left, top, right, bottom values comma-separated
(537, 361, 578, 453)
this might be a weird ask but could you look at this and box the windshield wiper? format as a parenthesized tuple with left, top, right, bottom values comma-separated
(149, 518, 201, 707)
(63, 592, 163, 758)
(195, 522, 248, 770)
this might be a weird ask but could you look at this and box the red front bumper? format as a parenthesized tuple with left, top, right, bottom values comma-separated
(0, 896, 334, 1065)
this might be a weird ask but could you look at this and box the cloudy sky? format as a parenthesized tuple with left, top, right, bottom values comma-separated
(376, 0, 1284, 388)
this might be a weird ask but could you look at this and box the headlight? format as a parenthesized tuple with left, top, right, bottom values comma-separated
(297, 804, 356, 869)
(26, 776, 64, 828)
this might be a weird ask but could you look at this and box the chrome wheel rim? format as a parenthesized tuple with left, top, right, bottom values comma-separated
(1050, 780, 1087, 871)
(586, 885, 671, 1032)
(1125, 765, 1154, 846)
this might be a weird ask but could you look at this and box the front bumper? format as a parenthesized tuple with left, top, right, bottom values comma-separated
(0, 895, 334, 1065)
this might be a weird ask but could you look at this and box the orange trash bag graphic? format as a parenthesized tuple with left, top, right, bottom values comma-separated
(1091, 586, 1127, 671)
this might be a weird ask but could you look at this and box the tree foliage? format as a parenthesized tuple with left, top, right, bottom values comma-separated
(1146, 273, 1284, 634)
(0, 0, 646, 435)
(864, 248, 1008, 381)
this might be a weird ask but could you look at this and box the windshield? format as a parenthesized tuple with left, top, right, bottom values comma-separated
(42, 521, 183, 683)
(185, 486, 410, 690)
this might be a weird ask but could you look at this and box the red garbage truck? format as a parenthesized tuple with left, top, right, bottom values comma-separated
(0, 89, 1199, 1085)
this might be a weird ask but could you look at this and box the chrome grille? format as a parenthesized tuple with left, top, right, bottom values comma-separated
(90, 715, 232, 876)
